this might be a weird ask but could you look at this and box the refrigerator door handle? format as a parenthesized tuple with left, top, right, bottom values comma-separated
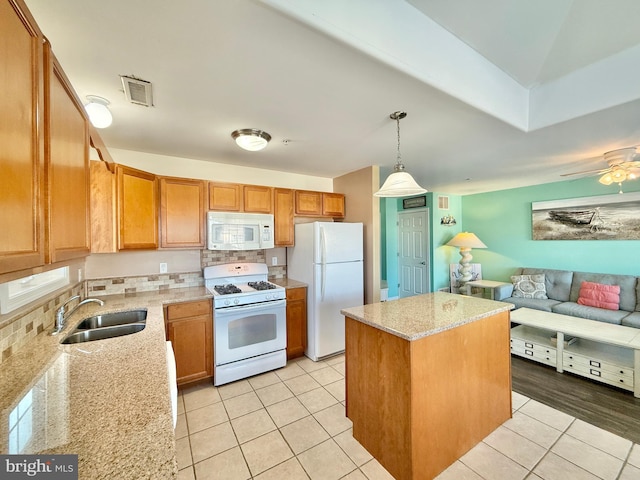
(321, 263, 326, 300)
(320, 225, 326, 300)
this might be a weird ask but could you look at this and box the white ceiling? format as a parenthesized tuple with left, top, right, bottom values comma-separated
(24, 0, 640, 194)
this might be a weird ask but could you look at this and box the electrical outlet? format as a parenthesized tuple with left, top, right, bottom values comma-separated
(271, 256, 278, 266)
(160, 262, 168, 274)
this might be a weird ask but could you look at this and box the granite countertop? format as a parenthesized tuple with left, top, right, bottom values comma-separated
(271, 277, 307, 289)
(341, 292, 513, 341)
(0, 286, 211, 479)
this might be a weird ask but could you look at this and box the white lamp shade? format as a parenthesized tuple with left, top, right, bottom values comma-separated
(84, 100, 112, 128)
(374, 171, 427, 197)
(446, 232, 487, 248)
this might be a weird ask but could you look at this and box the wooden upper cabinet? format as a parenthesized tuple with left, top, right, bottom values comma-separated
(117, 165, 158, 250)
(243, 185, 273, 213)
(45, 48, 91, 263)
(90, 160, 117, 253)
(322, 193, 345, 218)
(0, 0, 46, 274)
(274, 188, 294, 246)
(294, 190, 345, 218)
(159, 177, 206, 248)
(209, 182, 241, 211)
(295, 190, 323, 216)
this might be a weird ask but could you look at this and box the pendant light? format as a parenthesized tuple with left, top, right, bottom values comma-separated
(374, 111, 427, 197)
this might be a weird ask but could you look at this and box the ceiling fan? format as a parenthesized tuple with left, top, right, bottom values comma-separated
(561, 147, 640, 192)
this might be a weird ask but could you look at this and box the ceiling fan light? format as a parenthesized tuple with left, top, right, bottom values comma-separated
(610, 168, 627, 183)
(84, 95, 112, 128)
(231, 129, 271, 151)
(598, 172, 614, 185)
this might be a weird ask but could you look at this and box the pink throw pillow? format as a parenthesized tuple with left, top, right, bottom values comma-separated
(577, 281, 620, 310)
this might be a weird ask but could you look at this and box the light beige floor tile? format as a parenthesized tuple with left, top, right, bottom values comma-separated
(176, 436, 192, 469)
(275, 362, 306, 381)
(231, 408, 277, 444)
(313, 403, 351, 436)
(502, 411, 563, 449)
(190, 421, 238, 464)
(218, 380, 253, 400)
(566, 419, 632, 460)
(297, 439, 357, 480)
(175, 412, 188, 439)
(341, 470, 367, 479)
(248, 371, 282, 390)
(241, 430, 294, 476)
(324, 379, 345, 402)
(186, 401, 229, 434)
(177, 394, 185, 415)
(525, 474, 544, 479)
(254, 458, 309, 480)
(434, 460, 484, 480)
(483, 426, 547, 470)
(359, 458, 395, 480)
(331, 362, 345, 376)
(325, 354, 345, 366)
(297, 387, 338, 413)
(266, 397, 310, 428)
(460, 441, 528, 480)
(333, 429, 372, 466)
(182, 384, 221, 412)
(551, 434, 623, 480)
(177, 466, 195, 480)
(532, 452, 599, 480)
(296, 357, 328, 373)
(255, 381, 294, 406)
(223, 391, 264, 419)
(519, 399, 574, 431)
(284, 374, 322, 395)
(193, 446, 250, 480)
(309, 366, 343, 385)
(628, 444, 640, 468)
(619, 463, 640, 480)
(512, 391, 530, 411)
(280, 415, 330, 454)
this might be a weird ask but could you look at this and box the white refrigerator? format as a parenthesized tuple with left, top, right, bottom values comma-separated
(287, 222, 364, 361)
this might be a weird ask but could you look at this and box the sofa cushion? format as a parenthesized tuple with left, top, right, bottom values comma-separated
(511, 274, 548, 299)
(622, 312, 640, 328)
(521, 268, 573, 302)
(552, 302, 627, 325)
(570, 272, 637, 312)
(577, 281, 620, 310)
(506, 297, 561, 312)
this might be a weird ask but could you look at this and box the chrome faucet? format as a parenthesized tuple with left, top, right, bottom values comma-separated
(51, 295, 105, 335)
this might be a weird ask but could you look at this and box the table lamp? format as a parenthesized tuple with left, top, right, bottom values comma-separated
(446, 232, 487, 284)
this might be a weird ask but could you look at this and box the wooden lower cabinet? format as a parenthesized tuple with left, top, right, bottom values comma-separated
(165, 299, 213, 387)
(286, 287, 307, 359)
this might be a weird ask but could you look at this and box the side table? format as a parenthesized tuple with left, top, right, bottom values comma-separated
(464, 279, 511, 300)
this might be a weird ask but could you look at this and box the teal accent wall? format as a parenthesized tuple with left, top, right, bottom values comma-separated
(383, 198, 400, 298)
(461, 178, 640, 282)
(432, 192, 463, 291)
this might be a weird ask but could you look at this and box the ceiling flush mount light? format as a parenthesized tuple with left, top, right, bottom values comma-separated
(374, 111, 427, 198)
(84, 95, 113, 129)
(446, 232, 487, 285)
(231, 129, 272, 152)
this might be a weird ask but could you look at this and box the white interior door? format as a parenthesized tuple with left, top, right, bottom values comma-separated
(398, 209, 430, 298)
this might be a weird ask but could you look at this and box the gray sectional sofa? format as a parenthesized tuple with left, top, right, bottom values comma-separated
(494, 267, 640, 328)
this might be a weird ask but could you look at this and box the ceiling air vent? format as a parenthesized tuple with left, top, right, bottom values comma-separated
(120, 75, 153, 107)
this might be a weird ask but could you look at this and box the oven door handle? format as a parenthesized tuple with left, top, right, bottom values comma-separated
(215, 299, 286, 316)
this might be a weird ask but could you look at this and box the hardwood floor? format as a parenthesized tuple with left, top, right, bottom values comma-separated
(511, 355, 640, 444)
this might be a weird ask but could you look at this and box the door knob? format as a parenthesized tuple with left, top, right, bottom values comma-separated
(420, 261, 426, 265)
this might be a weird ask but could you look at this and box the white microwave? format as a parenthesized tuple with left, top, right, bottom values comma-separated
(207, 212, 274, 250)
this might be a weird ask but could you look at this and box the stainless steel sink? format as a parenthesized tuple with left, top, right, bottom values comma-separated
(74, 309, 147, 330)
(61, 323, 146, 344)
(60, 309, 148, 344)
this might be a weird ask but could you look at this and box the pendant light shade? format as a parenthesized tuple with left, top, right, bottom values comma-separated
(374, 111, 427, 198)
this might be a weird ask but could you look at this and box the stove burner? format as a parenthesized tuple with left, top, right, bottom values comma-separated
(214, 284, 241, 295)
(248, 281, 276, 291)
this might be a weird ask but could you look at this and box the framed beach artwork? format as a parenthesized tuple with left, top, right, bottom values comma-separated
(449, 263, 481, 294)
(532, 192, 640, 240)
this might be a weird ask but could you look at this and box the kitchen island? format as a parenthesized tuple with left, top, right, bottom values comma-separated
(341, 292, 513, 480)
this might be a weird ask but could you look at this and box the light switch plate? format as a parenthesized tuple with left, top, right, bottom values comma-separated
(271, 257, 278, 266)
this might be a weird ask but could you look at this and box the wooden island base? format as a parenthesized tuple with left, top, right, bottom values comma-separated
(345, 309, 512, 480)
